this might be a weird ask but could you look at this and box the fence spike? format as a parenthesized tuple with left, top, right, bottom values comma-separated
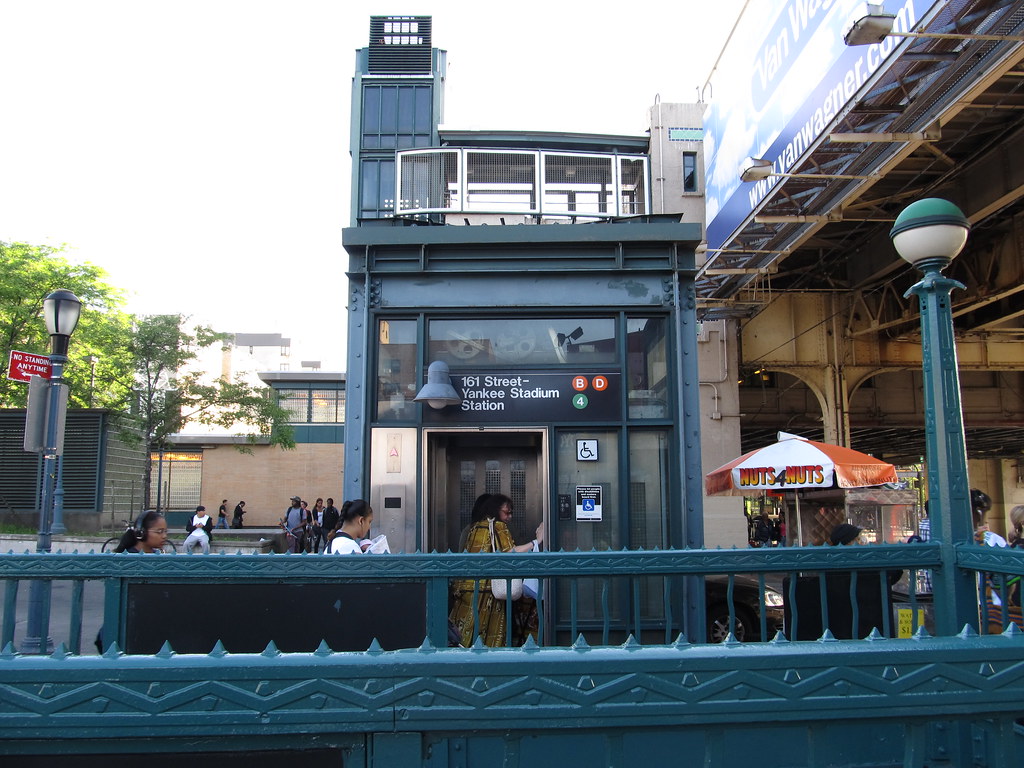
(470, 636, 487, 650)
(0, 642, 17, 659)
(818, 629, 838, 643)
(366, 638, 385, 654)
(50, 642, 71, 660)
(521, 635, 540, 651)
(865, 627, 885, 641)
(622, 634, 642, 649)
(571, 634, 591, 650)
(261, 641, 281, 657)
(314, 640, 333, 656)
(671, 633, 690, 648)
(419, 636, 436, 652)
(1003, 622, 1022, 637)
(769, 630, 790, 644)
(102, 642, 124, 659)
(912, 625, 932, 639)
(155, 641, 175, 658)
(208, 640, 228, 657)
(958, 624, 979, 639)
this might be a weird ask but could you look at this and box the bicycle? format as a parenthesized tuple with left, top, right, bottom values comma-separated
(101, 519, 177, 553)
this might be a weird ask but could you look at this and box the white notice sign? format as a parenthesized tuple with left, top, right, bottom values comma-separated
(575, 485, 602, 522)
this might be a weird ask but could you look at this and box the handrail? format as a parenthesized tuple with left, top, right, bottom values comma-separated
(0, 544, 944, 579)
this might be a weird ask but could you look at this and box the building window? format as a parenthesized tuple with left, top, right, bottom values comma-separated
(362, 85, 433, 151)
(376, 319, 418, 421)
(428, 317, 616, 367)
(277, 388, 346, 424)
(682, 152, 698, 193)
(149, 451, 202, 511)
(626, 317, 668, 419)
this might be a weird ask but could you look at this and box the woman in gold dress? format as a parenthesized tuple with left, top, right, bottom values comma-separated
(449, 493, 543, 647)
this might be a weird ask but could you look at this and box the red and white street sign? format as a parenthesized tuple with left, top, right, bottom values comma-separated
(7, 350, 52, 382)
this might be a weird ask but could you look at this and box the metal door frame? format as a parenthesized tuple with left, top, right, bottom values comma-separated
(420, 427, 549, 554)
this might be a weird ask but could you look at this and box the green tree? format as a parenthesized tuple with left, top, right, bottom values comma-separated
(0, 241, 133, 409)
(2, 242, 295, 510)
(132, 314, 294, 508)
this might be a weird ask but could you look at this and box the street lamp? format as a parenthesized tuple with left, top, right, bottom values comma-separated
(889, 198, 977, 635)
(22, 289, 81, 653)
(41, 290, 81, 537)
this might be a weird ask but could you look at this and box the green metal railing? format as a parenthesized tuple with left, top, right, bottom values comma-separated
(1, 544, 1023, 766)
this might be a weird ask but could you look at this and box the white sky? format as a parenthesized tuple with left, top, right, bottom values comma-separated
(0, 0, 746, 371)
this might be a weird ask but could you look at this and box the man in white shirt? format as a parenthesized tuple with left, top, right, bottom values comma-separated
(183, 505, 213, 554)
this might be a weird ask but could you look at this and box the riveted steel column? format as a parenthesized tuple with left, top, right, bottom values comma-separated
(674, 268, 705, 642)
(344, 266, 371, 503)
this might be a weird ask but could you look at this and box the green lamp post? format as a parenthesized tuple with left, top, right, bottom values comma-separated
(890, 198, 977, 635)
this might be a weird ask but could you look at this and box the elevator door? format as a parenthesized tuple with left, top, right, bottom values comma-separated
(429, 435, 544, 554)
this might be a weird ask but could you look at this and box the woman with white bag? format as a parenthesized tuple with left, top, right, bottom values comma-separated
(448, 494, 543, 647)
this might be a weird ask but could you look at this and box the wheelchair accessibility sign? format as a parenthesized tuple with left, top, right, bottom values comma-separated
(576, 485, 602, 521)
(576, 439, 598, 461)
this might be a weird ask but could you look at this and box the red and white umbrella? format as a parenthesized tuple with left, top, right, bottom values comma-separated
(705, 432, 898, 544)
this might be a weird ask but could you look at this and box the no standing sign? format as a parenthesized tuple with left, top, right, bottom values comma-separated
(7, 350, 52, 382)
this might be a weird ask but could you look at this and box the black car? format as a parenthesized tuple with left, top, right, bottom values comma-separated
(705, 574, 785, 643)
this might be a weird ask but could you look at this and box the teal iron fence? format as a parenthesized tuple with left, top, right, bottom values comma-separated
(1, 544, 1022, 766)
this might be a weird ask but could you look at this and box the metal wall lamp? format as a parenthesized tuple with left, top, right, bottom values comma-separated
(844, 3, 1024, 46)
(739, 157, 875, 183)
(414, 360, 462, 409)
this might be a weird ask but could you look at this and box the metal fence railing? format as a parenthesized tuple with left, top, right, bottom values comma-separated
(4, 543, 1004, 656)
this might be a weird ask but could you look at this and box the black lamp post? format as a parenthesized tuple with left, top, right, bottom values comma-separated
(41, 290, 81, 537)
(889, 199, 977, 635)
(22, 290, 80, 653)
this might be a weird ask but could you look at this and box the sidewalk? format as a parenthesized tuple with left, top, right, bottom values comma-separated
(0, 530, 287, 555)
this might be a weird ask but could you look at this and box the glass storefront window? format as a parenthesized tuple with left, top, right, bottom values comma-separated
(376, 319, 418, 421)
(429, 318, 615, 367)
(626, 317, 668, 418)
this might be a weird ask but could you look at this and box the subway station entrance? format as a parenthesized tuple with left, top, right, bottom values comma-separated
(343, 219, 708, 642)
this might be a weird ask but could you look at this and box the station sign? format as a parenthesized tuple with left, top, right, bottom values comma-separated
(424, 370, 621, 423)
(7, 350, 51, 382)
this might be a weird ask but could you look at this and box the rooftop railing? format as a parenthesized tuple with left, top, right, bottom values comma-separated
(394, 148, 649, 220)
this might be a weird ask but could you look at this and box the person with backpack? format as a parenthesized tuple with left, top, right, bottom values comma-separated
(281, 495, 307, 554)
